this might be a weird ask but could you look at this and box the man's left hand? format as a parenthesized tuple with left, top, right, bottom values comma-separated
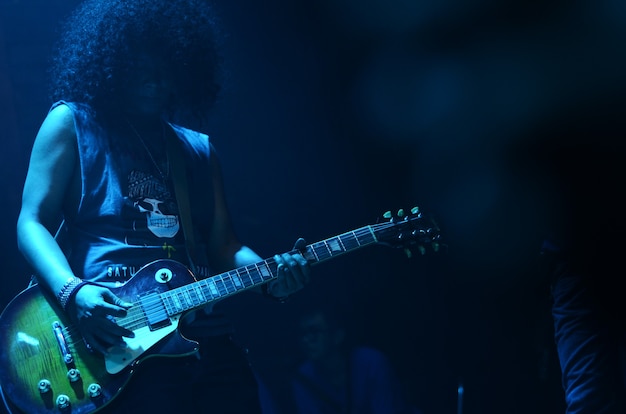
(269, 238, 311, 298)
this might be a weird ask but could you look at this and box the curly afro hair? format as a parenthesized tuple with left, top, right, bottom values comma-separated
(49, 0, 223, 126)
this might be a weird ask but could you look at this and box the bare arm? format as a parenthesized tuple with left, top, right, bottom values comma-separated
(205, 150, 310, 297)
(17, 104, 133, 353)
(204, 149, 254, 271)
(17, 104, 79, 294)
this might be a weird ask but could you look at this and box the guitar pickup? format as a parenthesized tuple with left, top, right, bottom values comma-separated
(138, 293, 171, 331)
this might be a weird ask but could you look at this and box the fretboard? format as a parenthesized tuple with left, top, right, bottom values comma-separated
(158, 225, 379, 315)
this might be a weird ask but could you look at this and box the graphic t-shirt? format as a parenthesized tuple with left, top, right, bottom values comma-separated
(56, 101, 215, 285)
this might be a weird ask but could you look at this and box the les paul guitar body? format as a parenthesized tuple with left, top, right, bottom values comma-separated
(0, 207, 441, 413)
(0, 260, 199, 414)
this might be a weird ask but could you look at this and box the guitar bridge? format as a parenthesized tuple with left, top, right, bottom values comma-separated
(52, 321, 74, 364)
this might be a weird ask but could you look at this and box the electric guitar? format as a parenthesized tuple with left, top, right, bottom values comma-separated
(0, 207, 441, 414)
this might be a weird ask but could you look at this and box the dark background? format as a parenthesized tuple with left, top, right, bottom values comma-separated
(3, 0, 626, 412)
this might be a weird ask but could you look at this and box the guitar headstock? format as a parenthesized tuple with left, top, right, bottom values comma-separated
(375, 206, 442, 257)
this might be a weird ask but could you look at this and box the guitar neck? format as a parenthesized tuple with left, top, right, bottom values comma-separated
(159, 224, 380, 315)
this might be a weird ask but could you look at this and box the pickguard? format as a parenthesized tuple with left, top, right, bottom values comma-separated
(105, 315, 181, 374)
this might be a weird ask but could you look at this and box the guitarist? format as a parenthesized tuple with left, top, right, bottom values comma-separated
(15, 0, 310, 413)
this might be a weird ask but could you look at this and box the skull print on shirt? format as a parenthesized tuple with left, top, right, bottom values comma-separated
(127, 169, 180, 240)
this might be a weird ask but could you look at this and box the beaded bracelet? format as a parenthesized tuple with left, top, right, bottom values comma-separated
(57, 277, 86, 311)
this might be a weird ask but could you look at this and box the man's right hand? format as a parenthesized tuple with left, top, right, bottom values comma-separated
(71, 284, 135, 354)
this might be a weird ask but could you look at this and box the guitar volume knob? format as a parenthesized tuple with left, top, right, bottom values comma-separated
(88, 383, 102, 398)
(67, 368, 81, 382)
(38, 379, 52, 394)
(56, 394, 71, 411)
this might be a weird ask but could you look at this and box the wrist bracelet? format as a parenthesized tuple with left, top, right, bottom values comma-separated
(57, 277, 85, 311)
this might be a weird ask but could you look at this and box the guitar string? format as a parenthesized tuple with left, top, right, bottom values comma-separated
(61, 221, 419, 343)
(61, 221, 418, 343)
(62, 221, 431, 344)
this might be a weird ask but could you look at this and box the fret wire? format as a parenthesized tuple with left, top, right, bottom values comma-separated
(231, 270, 244, 290)
(221, 272, 235, 293)
(181, 287, 194, 308)
(315, 242, 331, 260)
(313, 242, 326, 260)
(215, 274, 228, 296)
(179, 289, 191, 309)
(336, 234, 347, 251)
(252, 263, 264, 284)
(184, 287, 195, 307)
(365, 225, 378, 242)
(178, 289, 189, 310)
(247, 265, 259, 286)
(341, 233, 360, 251)
(192, 283, 207, 303)
(240, 266, 254, 287)
(227, 270, 239, 292)
(163, 293, 174, 314)
(306, 245, 319, 262)
(334, 237, 346, 252)
(156, 223, 392, 315)
(256, 262, 274, 283)
(310, 243, 323, 260)
(167, 292, 178, 313)
(174, 289, 187, 311)
(173, 289, 184, 310)
(162, 293, 174, 314)
(226, 273, 237, 293)
(186, 285, 201, 307)
(322, 239, 332, 257)
(199, 280, 211, 300)
(205, 278, 219, 297)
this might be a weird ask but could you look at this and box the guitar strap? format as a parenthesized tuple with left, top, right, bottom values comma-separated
(167, 128, 198, 275)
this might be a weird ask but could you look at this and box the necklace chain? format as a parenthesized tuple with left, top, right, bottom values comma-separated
(126, 120, 170, 183)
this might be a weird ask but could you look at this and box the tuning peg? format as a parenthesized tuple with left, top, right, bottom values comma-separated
(397, 209, 405, 217)
(404, 248, 412, 258)
(418, 245, 426, 255)
(432, 242, 440, 252)
(411, 206, 419, 214)
(383, 211, 392, 219)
